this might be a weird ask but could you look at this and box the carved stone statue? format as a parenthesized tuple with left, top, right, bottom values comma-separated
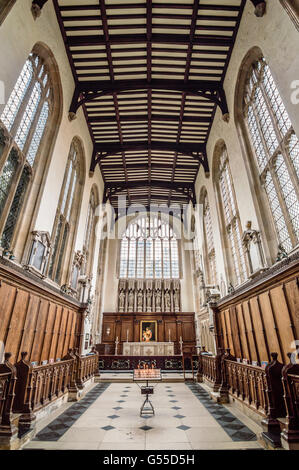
(137, 290, 143, 312)
(164, 290, 171, 311)
(119, 290, 125, 312)
(155, 289, 161, 312)
(128, 289, 134, 312)
(173, 288, 180, 312)
(146, 289, 152, 312)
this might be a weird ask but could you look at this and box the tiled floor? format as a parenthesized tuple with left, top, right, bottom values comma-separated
(23, 382, 263, 450)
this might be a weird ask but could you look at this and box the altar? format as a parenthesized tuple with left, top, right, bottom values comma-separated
(122, 342, 174, 356)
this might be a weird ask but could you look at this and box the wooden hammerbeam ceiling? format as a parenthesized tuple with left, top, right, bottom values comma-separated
(31, 0, 266, 208)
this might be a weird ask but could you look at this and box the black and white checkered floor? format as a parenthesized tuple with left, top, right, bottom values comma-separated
(24, 382, 263, 450)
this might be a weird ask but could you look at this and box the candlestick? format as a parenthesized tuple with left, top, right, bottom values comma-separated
(179, 336, 183, 355)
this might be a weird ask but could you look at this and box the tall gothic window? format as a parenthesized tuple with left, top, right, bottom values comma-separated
(202, 190, 217, 285)
(119, 215, 180, 279)
(0, 52, 52, 250)
(48, 140, 84, 284)
(244, 57, 299, 253)
(83, 187, 98, 277)
(216, 147, 247, 286)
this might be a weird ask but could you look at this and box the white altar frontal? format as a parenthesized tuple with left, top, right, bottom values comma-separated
(122, 342, 174, 356)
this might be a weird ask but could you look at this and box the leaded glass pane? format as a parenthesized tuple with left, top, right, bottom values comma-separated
(245, 57, 299, 253)
(289, 133, 299, 180)
(162, 238, 170, 278)
(136, 239, 144, 278)
(264, 170, 292, 252)
(119, 216, 180, 279)
(1, 165, 30, 249)
(145, 238, 153, 278)
(119, 238, 128, 278)
(275, 155, 299, 243)
(128, 239, 136, 278)
(170, 238, 179, 278)
(14, 81, 41, 151)
(0, 59, 33, 131)
(0, 148, 18, 216)
(154, 238, 162, 278)
(26, 101, 49, 166)
(262, 62, 292, 136)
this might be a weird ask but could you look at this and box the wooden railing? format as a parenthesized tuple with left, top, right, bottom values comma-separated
(76, 354, 99, 389)
(0, 349, 99, 446)
(0, 353, 17, 440)
(225, 359, 268, 417)
(197, 348, 299, 448)
(198, 350, 222, 391)
(0, 372, 14, 429)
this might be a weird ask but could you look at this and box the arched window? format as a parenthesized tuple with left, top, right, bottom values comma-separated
(201, 190, 217, 285)
(215, 145, 247, 286)
(0, 51, 53, 250)
(48, 139, 84, 284)
(244, 56, 299, 253)
(119, 215, 180, 279)
(83, 186, 98, 277)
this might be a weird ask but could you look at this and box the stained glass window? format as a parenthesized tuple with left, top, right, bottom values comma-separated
(244, 57, 299, 252)
(119, 215, 180, 279)
(217, 148, 247, 286)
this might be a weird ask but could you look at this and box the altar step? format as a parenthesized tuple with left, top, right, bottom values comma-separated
(98, 371, 195, 383)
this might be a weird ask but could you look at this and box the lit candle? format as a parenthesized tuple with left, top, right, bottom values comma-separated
(126, 329, 129, 343)
(168, 329, 171, 342)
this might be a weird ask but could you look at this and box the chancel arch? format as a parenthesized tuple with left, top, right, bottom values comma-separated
(47, 136, 85, 287)
(235, 46, 299, 263)
(0, 42, 62, 259)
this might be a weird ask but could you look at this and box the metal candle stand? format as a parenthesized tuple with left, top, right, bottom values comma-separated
(133, 370, 162, 417)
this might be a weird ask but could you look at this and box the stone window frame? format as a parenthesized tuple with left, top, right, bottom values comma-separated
(47, 137, 85, 286)
(0, 0, 16, 26)
(0, 44, 62, 258)
(280, 0, 299, 31)
(213, 141, 248, 288)
(235, 47, 299, 263)
(118, 213, 182, 281)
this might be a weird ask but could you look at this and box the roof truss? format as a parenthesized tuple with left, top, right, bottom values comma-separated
(37, 0, 260, 209)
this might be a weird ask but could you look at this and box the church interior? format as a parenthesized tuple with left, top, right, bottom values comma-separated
(0, 0, 299, 453)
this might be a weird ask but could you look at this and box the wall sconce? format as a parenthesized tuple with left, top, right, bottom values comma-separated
(106, 327, 111, 336)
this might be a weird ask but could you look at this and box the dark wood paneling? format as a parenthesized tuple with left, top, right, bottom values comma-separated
(0, 262, 84, 365)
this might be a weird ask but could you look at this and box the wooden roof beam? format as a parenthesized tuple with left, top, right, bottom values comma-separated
(69, 79, 229, 119)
